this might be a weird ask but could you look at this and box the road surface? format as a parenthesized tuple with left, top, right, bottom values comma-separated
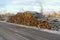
(0, 22, 60, 40)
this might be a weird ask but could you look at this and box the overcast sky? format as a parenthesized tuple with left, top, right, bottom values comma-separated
(0, 0, 60, 13)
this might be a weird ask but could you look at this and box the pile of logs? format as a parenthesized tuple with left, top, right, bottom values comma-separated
(7, 11, 51, 29)
(7, 12, 37, 26)
(0, 15, 2, 20)
(37, 20, 51, 29)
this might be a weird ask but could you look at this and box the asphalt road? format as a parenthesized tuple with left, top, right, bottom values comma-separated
(0, 22, 60, 40)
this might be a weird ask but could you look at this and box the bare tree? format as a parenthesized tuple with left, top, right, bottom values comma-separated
(36, 0, 43, 14)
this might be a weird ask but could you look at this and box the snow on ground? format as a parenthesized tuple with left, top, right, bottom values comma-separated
(39, 29, 60, 35)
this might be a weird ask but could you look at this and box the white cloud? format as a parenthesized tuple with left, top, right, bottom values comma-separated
(12, 0, 36, 4)
(0, 0, 60, 14)
(4, 4, 40, 13)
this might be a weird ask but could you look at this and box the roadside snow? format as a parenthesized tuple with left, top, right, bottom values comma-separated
(40, 29, 60, 35)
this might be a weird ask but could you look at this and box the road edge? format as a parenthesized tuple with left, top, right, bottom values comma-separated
(0, 21, 60, 35)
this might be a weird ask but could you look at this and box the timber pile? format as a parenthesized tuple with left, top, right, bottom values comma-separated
(7, 12, 37, 26)
(7, 11, 51, 29)
(0, 15, 2, 20)
(37, 20, 51, 29)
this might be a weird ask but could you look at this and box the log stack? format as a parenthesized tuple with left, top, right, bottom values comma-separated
(7, 11, 51, 29)
(7, 12, 37, 26)
(37, 20, 51, 29)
